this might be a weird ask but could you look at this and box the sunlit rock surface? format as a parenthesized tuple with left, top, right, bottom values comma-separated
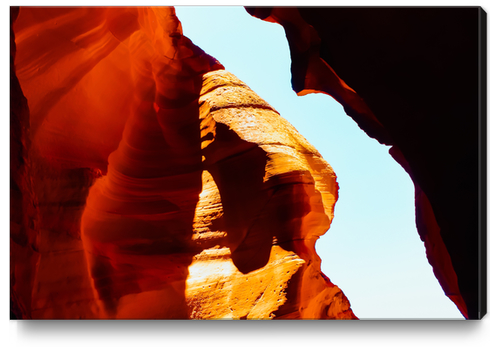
(10, 6, 356, 319)
(246, 6, 485, 319)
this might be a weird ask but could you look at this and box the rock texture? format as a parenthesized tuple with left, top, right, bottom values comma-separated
(10, 6, 356, 319)
(10, 6, 40, 319)
(246, 6, 486, 319)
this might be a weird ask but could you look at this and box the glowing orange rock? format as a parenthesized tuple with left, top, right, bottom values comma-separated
(11, 6, 356, 319)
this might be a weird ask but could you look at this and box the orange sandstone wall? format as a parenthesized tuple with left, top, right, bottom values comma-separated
(10, 6, 356, 319)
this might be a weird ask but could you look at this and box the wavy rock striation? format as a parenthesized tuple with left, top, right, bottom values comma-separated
(10, 6, 356, 319)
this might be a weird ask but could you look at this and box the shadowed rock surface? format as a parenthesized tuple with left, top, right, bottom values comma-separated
(246, 6, 486, 319)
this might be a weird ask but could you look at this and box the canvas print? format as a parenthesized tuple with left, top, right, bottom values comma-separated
(10, 6, 486, 320)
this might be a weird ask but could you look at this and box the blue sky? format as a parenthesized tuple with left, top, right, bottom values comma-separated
(175, 5, 464, 319)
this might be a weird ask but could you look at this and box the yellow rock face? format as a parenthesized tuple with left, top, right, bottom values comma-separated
(180, 70, 356, 319)
(186, 245, 304, 319)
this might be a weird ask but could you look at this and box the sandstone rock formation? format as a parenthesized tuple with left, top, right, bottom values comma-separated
(246, 6, 486, 319)
(10, 6, 356, 319)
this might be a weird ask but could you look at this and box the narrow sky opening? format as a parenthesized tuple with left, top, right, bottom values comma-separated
(175, 6, 464, 319)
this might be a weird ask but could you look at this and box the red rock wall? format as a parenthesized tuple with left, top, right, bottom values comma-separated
(10, 6, 356, 320)
(10, 6, 40, 319)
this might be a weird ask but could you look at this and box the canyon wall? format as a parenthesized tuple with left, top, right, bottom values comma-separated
(246, 6, 486, 319)
(10, 6, 356, 319)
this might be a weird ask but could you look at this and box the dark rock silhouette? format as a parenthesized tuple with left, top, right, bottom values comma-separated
(246, 6, 486, 319)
